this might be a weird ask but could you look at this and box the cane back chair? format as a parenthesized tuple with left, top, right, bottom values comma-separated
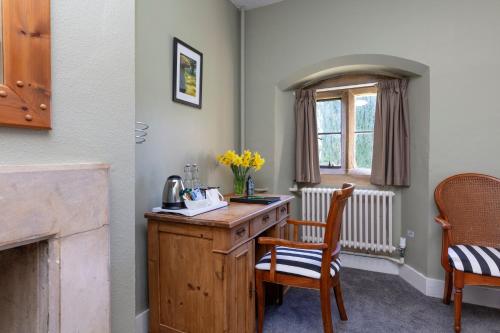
(434, 173, 500, 333)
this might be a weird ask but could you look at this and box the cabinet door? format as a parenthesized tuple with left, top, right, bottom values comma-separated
(228, 240, 255, 333)
(156, 229, 216, 332)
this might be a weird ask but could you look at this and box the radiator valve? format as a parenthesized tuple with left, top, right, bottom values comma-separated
(399, 237, 407, 258)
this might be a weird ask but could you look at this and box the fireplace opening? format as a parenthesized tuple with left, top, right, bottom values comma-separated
(0, 240, 49, 332)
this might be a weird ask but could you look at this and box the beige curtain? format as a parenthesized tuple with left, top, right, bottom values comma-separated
(371, 79, 410, 186)
(295, 89, 321, 184)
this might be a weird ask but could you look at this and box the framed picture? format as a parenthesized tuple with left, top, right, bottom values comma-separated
(172, 38, 203, 109)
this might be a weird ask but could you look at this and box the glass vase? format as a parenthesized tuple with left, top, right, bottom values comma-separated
(233, 175, 246, 196)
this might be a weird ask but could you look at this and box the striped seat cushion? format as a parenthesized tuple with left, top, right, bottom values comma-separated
(255, 246, 341, 279)
(448, 245, 500, 277)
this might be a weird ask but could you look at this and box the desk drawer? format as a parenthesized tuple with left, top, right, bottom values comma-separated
(230, 222, 249, 245)
(250, 211, 276, 237)
(277, 204, 289, 221)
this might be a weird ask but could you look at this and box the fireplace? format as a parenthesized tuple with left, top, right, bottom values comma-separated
(0, 241, 49, 332)
(0, 164, 110, 333)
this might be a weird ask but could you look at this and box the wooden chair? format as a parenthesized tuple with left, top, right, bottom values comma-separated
(434, 173, 500, 333)
(255, 183, 354, 333)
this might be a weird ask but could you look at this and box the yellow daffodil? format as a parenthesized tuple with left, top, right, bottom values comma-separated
(242, 150, 252, 168)
(216, 150, 265, 174)
(232, 155, 243, 167)
(216, 149, 265, 194)
(251, 152, 265, 171)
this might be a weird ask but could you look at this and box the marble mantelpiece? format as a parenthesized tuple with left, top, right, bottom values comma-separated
(0, 164, 110, 333)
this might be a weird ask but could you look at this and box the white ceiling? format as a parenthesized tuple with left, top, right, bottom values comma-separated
(230, 0, 286, 10)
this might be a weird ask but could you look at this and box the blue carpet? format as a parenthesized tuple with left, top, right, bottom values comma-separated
(263, 268, 500, 332)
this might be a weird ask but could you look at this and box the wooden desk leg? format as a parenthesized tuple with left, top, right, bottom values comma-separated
(256, 270, 266, 333)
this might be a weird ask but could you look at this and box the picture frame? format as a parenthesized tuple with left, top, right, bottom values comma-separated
(0, 0, 51, 129)
(172, 38, 203, 109)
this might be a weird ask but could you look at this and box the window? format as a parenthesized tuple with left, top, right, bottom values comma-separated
(353, 93, 376, 169)
(317, 99, 342, 168)
(316, 87, 376, 174)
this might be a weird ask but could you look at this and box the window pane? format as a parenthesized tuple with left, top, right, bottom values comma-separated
(354, 133, 373, 169)
(355, 94, 376, 132)
(317, 99, 341, 133)
(318, 134, 341, 167)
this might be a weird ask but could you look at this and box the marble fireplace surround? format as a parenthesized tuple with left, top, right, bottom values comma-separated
(0, 164, 110, 333)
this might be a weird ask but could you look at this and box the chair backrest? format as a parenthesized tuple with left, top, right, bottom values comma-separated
(434, 173, 500, 247)
(323, 183, 355, 253)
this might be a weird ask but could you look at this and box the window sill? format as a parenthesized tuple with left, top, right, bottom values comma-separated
(347, 168, 371, 176)
(320, 169, 373, 187)
(319, 168, 344, 175)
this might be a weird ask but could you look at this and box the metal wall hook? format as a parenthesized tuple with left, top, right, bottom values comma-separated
(136, 121, 149, 144)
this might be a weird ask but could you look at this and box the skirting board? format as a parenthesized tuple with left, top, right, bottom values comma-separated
(341, 252, 500, 309)
(135, 254, 500, 332)
(135, 309, 148, 333)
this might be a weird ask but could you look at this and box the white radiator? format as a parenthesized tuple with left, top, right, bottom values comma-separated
(301, 188, 396, 253)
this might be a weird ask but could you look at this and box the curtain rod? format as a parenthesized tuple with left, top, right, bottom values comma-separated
(293, 82, 377, 96)
(316, 82, 377, 92)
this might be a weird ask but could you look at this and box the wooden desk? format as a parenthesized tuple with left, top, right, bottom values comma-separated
(146, 195, 293, 333)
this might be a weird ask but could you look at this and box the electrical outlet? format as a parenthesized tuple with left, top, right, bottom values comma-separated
(407, 230, 415, 239)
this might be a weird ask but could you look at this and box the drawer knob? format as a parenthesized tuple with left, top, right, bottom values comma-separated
(235, 227, 246, 237)
(262, 215, 270, 224)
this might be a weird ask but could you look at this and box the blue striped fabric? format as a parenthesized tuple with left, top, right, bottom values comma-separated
(448, 245, 500, 277)
(255, 246, 341, 279)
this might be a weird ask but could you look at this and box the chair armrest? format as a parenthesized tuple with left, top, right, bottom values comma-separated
(287, 219, 325, 241)
(434, 217, 452, 230)
(435, 216, 453, 271)
(257, 237, 328, 250)
(287, 219, 326, 228)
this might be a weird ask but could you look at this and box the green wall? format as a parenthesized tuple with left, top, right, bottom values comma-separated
(245, 0, 500, 279)
(135, 0, 240, 315)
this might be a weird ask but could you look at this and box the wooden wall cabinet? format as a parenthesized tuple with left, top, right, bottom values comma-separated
(146, 196, 292, 333)
(0, 0, 51, 129)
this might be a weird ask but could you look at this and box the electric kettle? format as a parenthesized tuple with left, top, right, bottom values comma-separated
(162, 175, 185, 209)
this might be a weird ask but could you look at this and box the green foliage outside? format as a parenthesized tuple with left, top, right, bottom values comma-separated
(317, 99, 342, 167)
(354, 94, 376, 169)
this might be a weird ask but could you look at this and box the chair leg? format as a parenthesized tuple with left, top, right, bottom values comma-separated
(320, 279, 334, 333)
(333, 276, 348, 321)
(276, 285, 284, 305)
(256, 271, 266, 333)
(454, 271, 464, 333)
(443, 270, 453, 305)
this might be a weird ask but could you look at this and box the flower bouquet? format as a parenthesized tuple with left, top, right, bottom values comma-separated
(216, 150, 265, 195)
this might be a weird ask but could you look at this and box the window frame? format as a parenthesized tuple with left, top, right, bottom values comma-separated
(316, 86, 377, 175)
(316, 92, 347, 174)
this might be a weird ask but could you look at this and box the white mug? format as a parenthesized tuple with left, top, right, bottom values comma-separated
(205, 188, 224, 204)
